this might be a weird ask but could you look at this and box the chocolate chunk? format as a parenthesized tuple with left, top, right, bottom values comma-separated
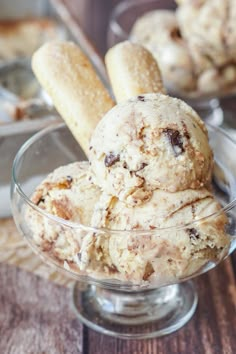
(191, 204, 196, 217)
(149, 225, 156, 230)
(104, 153, 120, 167)
(66, 175, 73, 183)
(139, 163, 148, 170)
(184, 131, 190, 140)
(36, 197, 45, 205)
(181, 121, 190, 140)
(170, 27, 182, 40)
(163, 128, 185, 156)
(135, 163, 148, 172)
(107, 264, 118, 274)
(187, 228, 200, 241)
(137, 95, 145, 102)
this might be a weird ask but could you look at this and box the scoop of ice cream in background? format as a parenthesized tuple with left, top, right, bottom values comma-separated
(176, 0, 236, 68)
(89, 188, 229, 284)
(176, 0, 236, 94)
(130, 10, 197, 93)
(89, 93, 213, 205)
(131, 1, 236, 96)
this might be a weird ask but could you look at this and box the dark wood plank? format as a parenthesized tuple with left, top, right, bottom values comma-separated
(87, 258, 236, 354)
(0, 263, 83, 354)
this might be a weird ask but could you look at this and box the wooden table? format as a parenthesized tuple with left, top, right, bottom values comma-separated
(0, 234, 235, 354)
(0, 1, 236, 353)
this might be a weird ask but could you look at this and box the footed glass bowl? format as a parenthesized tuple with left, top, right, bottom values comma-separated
(107, 0, 236, 131)
(11, 122, 236, 339)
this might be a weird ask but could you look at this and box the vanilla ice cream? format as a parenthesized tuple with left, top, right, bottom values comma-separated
(26, 162, 101, 263)
(131, 10, 196, 92)
(88, 187, 229, 284)
(89, 93, 213, 205)
(131, 1, 236, 96)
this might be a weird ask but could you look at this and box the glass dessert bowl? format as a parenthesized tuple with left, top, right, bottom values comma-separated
(11, 122, 236, 339)
(107, 0, 236, 132)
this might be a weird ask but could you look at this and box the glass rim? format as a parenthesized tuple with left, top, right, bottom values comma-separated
(109, 0, 164, 40)
(12, 121, 236, 235)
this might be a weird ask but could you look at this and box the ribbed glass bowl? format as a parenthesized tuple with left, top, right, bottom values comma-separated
(11, 122, 236, 339)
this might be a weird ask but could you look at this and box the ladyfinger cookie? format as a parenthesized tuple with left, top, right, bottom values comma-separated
(32, 41, 114, 155)
(105, 41, 165, 102)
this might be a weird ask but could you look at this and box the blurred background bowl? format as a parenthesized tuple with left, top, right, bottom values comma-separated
(107, 0, 236, 135)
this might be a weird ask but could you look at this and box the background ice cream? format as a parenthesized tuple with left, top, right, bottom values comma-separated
(177, 0, 236, 67)
(131, 10, 196, 92)
(131, 0, 236, 96)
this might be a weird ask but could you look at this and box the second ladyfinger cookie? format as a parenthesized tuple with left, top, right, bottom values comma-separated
(105, 41, 165, 102)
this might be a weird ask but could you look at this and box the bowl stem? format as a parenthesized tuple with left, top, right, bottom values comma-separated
(71, 280, 198, 339)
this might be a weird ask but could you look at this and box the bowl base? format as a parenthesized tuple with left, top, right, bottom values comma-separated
(71, 280, 198, 339)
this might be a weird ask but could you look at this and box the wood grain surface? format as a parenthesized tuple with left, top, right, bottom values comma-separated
(0, 263, 83, 354)
(0, 256, 235, 354)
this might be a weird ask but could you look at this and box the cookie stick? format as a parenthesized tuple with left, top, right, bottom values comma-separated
(105, 41, 165, 103)
(32, 41, 114, 156)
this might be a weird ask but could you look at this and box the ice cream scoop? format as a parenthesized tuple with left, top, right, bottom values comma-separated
(26, 154, 229, 285)
(131, 10, 196, 92)
(131, 3, 236, 97)
(25, 161, 133, 281)
(90, 188, 229, 284)
(89, 93, 213, 205)
(176, 0, 236, 68)
(176, 0, 236, 94)
(27, 161, 101, 262)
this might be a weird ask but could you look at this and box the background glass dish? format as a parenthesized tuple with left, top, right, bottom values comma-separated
(107, 0, 236, 133)
(11, 122, 236, 339)
(0, 0, 108, 218)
